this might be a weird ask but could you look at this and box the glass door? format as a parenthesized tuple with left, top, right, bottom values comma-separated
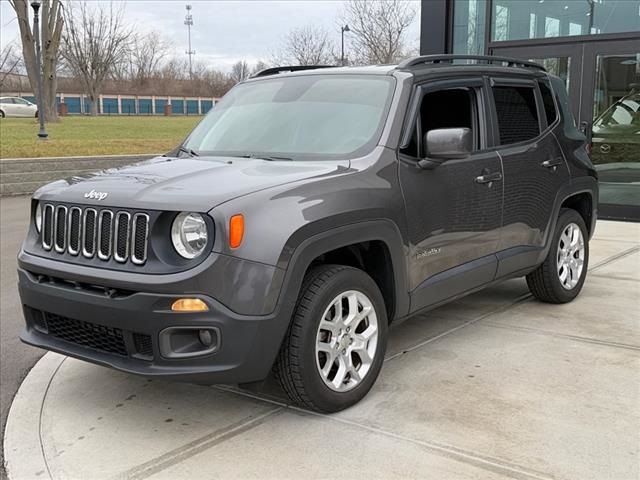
(582, 38, 640, 221)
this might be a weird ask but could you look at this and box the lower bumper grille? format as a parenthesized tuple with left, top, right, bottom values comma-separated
(39, 311, 153, 359)
(45, 312, 128, 356)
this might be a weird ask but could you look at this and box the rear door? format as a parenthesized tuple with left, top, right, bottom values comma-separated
(398, 77, 504, 312)
(488, 76, 570, 276)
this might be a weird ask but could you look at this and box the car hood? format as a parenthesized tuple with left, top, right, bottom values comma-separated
(34, 155, 351, 211)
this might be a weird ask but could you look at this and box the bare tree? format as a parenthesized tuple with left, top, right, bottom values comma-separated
(127, 30, 169, 83)
(341, 0, 416, 65)
(9, 0, 64, 121)
(229, 60, 251, 84)
(252, 60, 269, 75)
(278, 26, 334, 66)
(0, 43, 23, 91)
(61, 1, 132, 115)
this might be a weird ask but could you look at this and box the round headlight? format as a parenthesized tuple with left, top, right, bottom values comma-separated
(35, 202, 42, 233)
(171, 212, 208, 259)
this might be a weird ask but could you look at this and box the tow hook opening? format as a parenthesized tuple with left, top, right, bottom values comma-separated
(159, 326, 220, 359)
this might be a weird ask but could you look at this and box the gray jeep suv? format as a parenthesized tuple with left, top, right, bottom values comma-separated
(18, 55, 597, 412)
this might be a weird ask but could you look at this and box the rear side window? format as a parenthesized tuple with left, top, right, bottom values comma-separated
(492, 86, 540, 145)
(538, 80, 557, 127)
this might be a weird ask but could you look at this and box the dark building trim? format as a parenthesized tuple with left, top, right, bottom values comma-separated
(419, 0, 453, 55)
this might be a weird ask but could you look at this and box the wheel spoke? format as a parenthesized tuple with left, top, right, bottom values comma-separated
(558, 266, 568, 284)
(355, 347, 373, 367)
(331, 356, 348, 389)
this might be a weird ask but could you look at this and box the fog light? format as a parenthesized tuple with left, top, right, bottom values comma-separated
(199, 329, 214, 346)
(171, 298, 209, 312)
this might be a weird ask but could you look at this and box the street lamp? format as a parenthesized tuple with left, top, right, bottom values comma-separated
(341, 24, 350, 66)
(31, 0, 48, 139)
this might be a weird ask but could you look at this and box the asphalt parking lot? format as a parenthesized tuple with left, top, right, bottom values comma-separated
(2, 195, 639, 480)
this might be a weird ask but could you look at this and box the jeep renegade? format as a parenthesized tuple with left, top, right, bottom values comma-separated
(18, 56, 597, 412)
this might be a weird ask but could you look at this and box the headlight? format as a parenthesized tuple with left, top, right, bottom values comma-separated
(35, 202, 42, 233)
(171, 212, 208, 259)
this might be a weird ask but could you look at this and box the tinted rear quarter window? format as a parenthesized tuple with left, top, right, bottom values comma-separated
(538, 80, 557, 127)
(492, 86, 540, 145)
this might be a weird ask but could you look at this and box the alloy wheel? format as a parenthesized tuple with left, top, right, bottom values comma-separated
(556, 222, 585, 290)
(315, 290, 378, 392)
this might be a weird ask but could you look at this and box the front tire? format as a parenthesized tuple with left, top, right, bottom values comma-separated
(526, 208, 589, 303)
(275, 265, 388, 412)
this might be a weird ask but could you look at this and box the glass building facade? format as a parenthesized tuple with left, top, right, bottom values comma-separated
(440, 0, 640, 220)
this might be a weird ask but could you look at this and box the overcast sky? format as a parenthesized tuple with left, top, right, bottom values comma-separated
(0, 0, 421, 71)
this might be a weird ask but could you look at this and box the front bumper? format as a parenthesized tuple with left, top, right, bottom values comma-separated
(18, 253, 293, 385)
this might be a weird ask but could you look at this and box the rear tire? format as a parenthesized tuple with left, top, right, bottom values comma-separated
(0, 110, 5, 118)
(274, 265, 388, 413)
(526, 208, 589, 303)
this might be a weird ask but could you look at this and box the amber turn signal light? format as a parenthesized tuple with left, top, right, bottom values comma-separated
(171, 298, 209, 312)
(229, 214, 244, 248)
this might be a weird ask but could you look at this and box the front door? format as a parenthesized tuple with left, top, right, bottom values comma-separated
(398, 78, 503, 312)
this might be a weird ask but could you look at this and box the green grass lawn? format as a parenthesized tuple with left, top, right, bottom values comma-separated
(0, 116, 203, 159)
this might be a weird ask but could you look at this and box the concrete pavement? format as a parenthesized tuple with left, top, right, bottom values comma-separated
(3, 213, 640, 479)
(0, 196, 44, 480)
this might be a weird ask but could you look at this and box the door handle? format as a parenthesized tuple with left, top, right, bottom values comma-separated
(541, 158, 563, 171)
(475, 171, 502, 184)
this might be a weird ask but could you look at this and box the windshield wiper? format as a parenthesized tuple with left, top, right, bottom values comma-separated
(230, 154, 293, 161)
(178, 146, 199, 157)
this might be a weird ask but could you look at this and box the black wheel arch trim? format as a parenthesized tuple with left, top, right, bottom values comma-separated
(538, 177, 598, 265)
(275, 219, 410, 322)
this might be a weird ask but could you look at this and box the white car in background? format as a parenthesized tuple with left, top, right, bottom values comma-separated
(0, 96, 38, 118)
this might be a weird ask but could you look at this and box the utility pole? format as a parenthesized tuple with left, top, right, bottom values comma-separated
(184, 4, 195, 78)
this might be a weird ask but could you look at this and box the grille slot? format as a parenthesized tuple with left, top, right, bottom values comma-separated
(131, 213, 149, 265)
(40, 204, 150, 266)
(82, 209, 97, 258)
(68, 207, 82, 255)
(42, 204, 54, 250)
(98, 210, 114, 260)
(114, 212, 131, 263)
(44, 312, 128, 356)
(53, 205, 67, 253)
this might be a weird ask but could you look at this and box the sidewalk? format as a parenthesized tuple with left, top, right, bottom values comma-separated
(4, 221, 639, 480)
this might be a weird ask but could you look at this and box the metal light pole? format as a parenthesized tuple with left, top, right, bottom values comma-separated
(31, 0, 47, 139)
(341, 24, 350, 66)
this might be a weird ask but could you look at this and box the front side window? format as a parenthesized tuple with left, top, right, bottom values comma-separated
(401, 86, 481, 158)
(492, 86, 540, 145)
(184, 75, 395, 160)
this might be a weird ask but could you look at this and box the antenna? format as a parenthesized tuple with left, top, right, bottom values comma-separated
(184, 4, 195, 78)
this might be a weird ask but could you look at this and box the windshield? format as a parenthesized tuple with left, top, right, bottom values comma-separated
(594, 94, 640, 129)
(184, 74, 395, 160)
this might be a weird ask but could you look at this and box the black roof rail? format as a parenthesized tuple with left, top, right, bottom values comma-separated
(252, 65, 336, 78)
(397, 55, 546, 72)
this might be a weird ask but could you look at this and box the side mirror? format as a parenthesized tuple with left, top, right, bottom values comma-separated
(419, 127, 472, 170)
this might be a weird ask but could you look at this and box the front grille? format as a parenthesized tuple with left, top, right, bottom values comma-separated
(41, 204, 149, 265)
(44, 312, 128, 356)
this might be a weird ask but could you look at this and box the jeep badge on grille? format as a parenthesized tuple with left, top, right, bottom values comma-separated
(84, 190, 109, 201)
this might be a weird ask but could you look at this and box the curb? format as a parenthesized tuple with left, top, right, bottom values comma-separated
(3, 353, 65, 480)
